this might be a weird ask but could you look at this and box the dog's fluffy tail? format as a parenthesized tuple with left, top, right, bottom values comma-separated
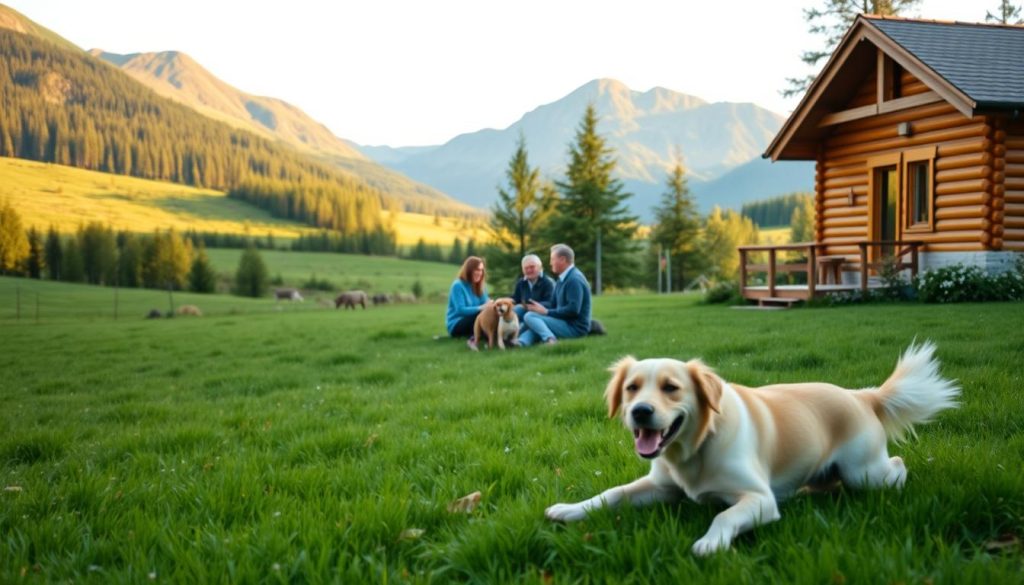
(863, 341, 961, 442)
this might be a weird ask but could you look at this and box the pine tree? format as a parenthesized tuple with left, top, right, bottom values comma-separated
(235, 245, 269, 298)
(546, 104, 639, 293)
(448, 237, 464, 264)
(188, 243, 217, 293)
(26, 227, 45, 279)
(62, 237, 85, 283)
(987, 0, 1023, 23)
(488, 135, 553, 275)
(650, 161, 701, 291)
(44, 225, 62, 280)
(784, 0, 921, 98)
(0, 199, 29, 274)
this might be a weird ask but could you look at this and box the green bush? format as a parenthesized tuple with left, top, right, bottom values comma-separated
(702, 281, 740, 304)
(914, 260, 1024, 303)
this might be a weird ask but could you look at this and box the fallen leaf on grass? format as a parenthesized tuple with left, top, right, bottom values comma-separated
(399, 528, 425, 541)
(446, 491, 481, 514)
(984, 533, 1021, 553)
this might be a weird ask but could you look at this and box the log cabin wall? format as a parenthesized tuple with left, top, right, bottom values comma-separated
(1004, 119, 1024, 252)
(816, 67, 996, 259)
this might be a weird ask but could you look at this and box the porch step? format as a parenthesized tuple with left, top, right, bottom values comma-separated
(758, 297, 802, 308)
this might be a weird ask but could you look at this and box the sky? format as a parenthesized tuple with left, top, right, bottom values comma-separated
(4, 0, 992, 147)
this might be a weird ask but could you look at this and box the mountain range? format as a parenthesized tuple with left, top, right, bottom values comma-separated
(358, 79, 814, 219)
(2, 2, 811, 224)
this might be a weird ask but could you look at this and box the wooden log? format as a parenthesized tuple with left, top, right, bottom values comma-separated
(935, 217, 989, 231)
(912, 113, 986, 135)
(1005, 163, 1024, 177)
(1006, 177, 1024, 190)
(1005, 137, 1024, 149)
(991, 237, 1003, 250)
(829, 102, 955, 136)
(935, 178, 992, 197)
(934, 205, 991, 220)
(995, 159, 1006, 171)
(820, 235, 867, 246)
(935, 152, 992, 171)
(1005, 190, 1024, 204)
(822, 206, 866, 218)
(981, 232, 993, 246)
(995, 144, 1008, 157)
(922, 241, 986, 252)
(939, 138, 992, 158)
(935, 192, 990, 207)
(1004, 202, 1024, 217)
(822, 174, 865, 190)
(1004, 228, 1024, 241)
(991, 210, 1005, 224)
(824, 184, 867, 198)
(1004, 240, 1024, 250)
(821, 215, 866, 228)
(818, 245, 860, 255)
(822, 225, 867, 237)
(935, 165, 991, 183)
(826, 123, 988, 160)
(823, 164, 866, 180)
(991, 225, 1004, 237)
(918, 229, 981, 243)
(1006, 151, 1024, 164)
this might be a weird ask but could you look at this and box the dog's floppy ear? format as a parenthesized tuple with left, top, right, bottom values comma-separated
(604, 356, 636, 418)
(687, 359, 722, 414)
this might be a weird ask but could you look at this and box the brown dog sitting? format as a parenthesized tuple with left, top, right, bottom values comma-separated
(471, 298, 520, 350)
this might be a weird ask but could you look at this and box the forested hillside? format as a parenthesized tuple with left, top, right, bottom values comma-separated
(0, 30, 401, 250)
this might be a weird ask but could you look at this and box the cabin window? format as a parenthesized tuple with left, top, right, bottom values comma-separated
(902, 146, 936, 232)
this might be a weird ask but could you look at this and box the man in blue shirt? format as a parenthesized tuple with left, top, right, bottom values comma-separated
(511, 254, 555, 322)
(518, 244, 592, 346)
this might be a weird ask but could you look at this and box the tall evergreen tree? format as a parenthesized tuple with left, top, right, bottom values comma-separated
(235, 245, 269, 298)
(784, 0, 921, 97)
(0, 198, 29, 274)
(650, 161, 701, 291)
(62, 237, 85, 283)
(987, 0, 1023, 23)
(488, 135, 553, 275)
(26, 227, 44, 279)
(44, 225, 62, 280)
(188, 243, 217, 293)
(448, 237, 464, 264)
(546, 104, 639, 293)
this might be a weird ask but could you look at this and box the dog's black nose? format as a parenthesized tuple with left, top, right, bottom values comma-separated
(631, 403, 655, 425)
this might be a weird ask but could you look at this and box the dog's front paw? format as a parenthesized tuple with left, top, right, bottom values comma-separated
(692, 531, 731, 556)
(545, 503, 588, 522)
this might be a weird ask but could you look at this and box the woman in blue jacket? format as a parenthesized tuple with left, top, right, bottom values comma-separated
(445, 256, 492, 341)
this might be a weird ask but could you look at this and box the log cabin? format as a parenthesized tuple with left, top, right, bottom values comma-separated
(744, 15, 1024, 304)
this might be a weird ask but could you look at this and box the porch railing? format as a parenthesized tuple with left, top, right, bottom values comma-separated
(738, 240, 925, 298)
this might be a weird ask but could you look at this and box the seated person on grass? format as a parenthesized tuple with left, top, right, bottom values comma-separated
(511, 253, 555, 322)
(518, 244, 591, 346)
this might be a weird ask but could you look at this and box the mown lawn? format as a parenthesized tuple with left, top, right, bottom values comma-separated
(1, 278, 1022, 583)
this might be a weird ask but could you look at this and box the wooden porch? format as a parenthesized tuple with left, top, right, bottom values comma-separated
(738, 240, 924, 306)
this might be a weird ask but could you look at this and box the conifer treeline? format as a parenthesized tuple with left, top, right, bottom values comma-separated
(0, 30, 402, 253)
(740, 193, 813, 227)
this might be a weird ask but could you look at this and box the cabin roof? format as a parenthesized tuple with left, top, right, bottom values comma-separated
(766, 16, 1024, 161)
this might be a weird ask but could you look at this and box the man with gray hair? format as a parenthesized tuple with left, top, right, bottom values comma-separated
(511, 253, 556, 322)
(518, 244, 592, 346)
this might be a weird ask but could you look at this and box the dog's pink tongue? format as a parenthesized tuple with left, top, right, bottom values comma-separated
(634, 428, 661, 456)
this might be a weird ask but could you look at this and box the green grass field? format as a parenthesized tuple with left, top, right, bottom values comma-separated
(1, 276, 1022, 583)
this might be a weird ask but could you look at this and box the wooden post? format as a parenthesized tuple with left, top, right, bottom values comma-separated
(859, 243, 869, 292)
(768, 249, 777, 298)
(808, 244, 817, 299)
(739, 249, 748, 292)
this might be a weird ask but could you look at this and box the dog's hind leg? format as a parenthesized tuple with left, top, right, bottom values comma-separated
(835, 431, 907, 489)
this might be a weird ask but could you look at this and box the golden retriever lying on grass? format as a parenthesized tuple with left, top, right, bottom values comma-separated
(546, 342, 960, 555)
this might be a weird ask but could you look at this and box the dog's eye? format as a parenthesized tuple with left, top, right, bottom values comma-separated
(625, 383, 639, 392)
(661, 383, 679, 393)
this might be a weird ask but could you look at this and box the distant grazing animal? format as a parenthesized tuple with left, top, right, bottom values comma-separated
(546, 342, 960, 556)
(471, 298, 519, 350)
(335, 290, 368, 310)
(396, 292, 417, 303)
(275, 288, 304, 302)
(145, 309, 162, 319)
(176, 304, 203, 317)
(372, 293, 392, 306)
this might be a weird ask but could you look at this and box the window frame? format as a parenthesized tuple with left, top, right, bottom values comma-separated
(902, 145, 936, 233)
